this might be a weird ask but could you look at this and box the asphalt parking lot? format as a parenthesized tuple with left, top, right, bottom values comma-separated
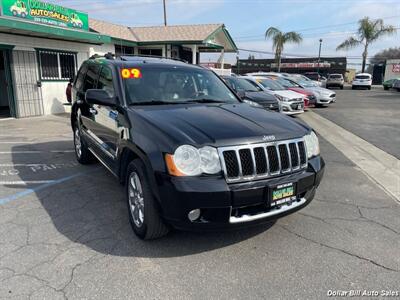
(0, 91, 399, 299)
(314, 86, 400, 159)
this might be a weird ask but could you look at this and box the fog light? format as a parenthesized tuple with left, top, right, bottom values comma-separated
(188, 209, 201, 222)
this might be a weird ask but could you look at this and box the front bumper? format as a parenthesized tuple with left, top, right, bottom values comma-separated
(281, 101, 304, 115)
(317, 94, 336, 104)
(156, 156, 325, 231)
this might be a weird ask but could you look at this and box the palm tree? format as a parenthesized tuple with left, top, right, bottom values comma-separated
(337, 17, 396, 73)
(265, 27, 303, 72)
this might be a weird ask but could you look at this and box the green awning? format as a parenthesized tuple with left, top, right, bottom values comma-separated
(0, 17, 110, 44)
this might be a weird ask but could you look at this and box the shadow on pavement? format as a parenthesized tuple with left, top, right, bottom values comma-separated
(11, 141, 274, 258)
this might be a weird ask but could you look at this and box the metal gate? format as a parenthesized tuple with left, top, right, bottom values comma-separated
(11, 50, 43, 118)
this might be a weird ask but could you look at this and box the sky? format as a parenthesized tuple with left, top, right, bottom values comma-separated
(50, 0, 400, 67)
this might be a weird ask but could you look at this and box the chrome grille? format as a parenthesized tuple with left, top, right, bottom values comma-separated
(218, 138, 308, 183)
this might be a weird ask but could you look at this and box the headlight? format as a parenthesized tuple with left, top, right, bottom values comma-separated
(275, 94, 290, 102)
(165, 145, 221, 176)
(304, 131, 320, 158)
(199, 146, 221, 174)
(243, 99, 263, 108)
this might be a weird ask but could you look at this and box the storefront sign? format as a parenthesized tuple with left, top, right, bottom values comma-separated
(1, 0, 89, 30)
(270, 62, 331, 69)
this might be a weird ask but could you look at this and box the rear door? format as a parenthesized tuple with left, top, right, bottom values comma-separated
(79, 63, 100, 134)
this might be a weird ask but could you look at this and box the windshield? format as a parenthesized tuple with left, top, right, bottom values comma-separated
(226, 77, 262, 92)
(294, 79, 317, 87)
(123, 66, 238, 105)
(257, 78, 285, 91)
(355, 75, 371, 80)
(273, 77, 300, 88)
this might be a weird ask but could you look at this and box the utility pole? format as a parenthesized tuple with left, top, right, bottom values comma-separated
(163, 0, 167, 26)
(317, 38, 322, 74)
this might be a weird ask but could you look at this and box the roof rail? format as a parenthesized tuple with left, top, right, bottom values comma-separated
(89, 52, 115, 60)
(117, 54, 188, 64)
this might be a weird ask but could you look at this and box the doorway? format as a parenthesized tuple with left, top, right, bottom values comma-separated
(0, 50, 12, 118)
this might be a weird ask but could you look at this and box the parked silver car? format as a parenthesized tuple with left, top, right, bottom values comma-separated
(326, 74, 344, 89)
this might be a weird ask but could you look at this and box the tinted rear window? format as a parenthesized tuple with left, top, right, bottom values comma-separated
(329, 75, 343, 79)
(355, 75, 371, 80)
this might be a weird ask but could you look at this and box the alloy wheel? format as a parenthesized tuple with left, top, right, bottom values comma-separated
(128, 172, 145, 227)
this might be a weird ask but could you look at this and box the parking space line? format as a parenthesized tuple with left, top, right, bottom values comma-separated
(0, 140, 72, 144)
(0, 180, 56, 185)
(0, 150, 74, 154)
(0, 168, 100, 205)
(0, 151, 42, 154)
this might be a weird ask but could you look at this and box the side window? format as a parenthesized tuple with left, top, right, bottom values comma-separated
(74, 63, 88, 91)
(97, 66, 115, 97)
(82, 64, 100, 92)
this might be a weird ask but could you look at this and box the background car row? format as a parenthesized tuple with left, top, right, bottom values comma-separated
(222, 71, 337, 116)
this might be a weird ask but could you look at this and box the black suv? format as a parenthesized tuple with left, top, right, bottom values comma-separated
(71, 55, 325, 239)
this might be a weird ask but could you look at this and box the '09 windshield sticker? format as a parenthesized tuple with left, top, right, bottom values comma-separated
(121, 68, 142, 79)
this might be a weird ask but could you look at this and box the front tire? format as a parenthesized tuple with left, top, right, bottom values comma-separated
(126, 159, 169, 240)
(368, 86, 371, 90)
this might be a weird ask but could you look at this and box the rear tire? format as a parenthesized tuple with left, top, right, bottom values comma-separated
(384, 86, 389, 90)
(126, 159, 169, 240)
(340, 86, 344, 90)
(73, 122, 95, 164)
(352, 86, 355, 90)
(368, 86, 371, 90)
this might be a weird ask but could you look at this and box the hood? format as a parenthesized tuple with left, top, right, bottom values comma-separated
(273, 90, 304, 99)
(130, 103, 310, 149)
(244, 91, 277, 103)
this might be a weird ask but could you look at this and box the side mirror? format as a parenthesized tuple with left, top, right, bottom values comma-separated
(85, 89, 116, 107)
(236, 89, 246, 99)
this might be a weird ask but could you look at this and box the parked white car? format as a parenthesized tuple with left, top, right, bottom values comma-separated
(352, 73, 372, 90)
(288, 77, 336, 107)
(242, 76, 305, 115)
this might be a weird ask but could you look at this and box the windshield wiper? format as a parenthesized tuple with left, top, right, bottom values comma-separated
(184, 98, 225, 104)
(130, 100, 182, 106)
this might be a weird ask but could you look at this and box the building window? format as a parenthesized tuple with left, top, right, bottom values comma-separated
(38, 50, 77, 81)
(138, 48, 162, 57)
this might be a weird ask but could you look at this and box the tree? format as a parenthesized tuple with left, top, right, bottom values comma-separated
(336, 17, 397, 73)
(367, 47, 400, 73)
(265, 27, 302, 72)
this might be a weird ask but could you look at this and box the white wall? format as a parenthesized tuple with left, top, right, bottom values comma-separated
(0, 33, 113, 115)
(384, 59, 400, 81)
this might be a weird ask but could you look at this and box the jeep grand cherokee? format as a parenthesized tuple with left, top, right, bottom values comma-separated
(71, 55, 325, 240)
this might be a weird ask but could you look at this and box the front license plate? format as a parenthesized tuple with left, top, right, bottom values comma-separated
(297, 104, 302, 110)
(270, 182, 296, 207)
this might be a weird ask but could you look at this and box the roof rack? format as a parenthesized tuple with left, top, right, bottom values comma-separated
(117, 54, 188, 64)
(89, 52, 115, 60)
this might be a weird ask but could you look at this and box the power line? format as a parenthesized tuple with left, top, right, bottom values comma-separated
(233, 15, 400, 40)
(237, 48, 400, 60)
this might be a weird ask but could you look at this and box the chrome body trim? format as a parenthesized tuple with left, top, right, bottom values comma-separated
(229, 197, 307, 224)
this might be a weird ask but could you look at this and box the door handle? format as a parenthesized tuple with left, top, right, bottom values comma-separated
(89, 108, 98, 115)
